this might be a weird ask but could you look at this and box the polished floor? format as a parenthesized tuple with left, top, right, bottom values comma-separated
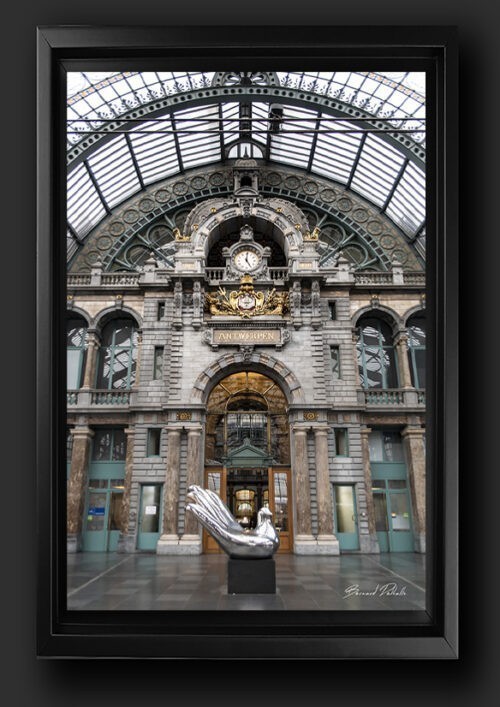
(67, 552, 426, 611)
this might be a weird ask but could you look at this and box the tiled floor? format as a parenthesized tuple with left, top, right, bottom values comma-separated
(67, 552, 426, 611)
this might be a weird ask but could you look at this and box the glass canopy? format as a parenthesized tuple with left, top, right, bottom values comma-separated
(67, 71, 426, 260)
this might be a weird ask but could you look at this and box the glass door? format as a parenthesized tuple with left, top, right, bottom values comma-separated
(269, 468, 292, 553)
(137, 484, 162, 551)
(82, 481, 108, 551)
(333, 485, 360, 551)
(372, 479, 414, 552)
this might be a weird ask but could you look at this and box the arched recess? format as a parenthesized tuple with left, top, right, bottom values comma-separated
(352, 304, 403, 333)
(403, 305, 426, 326)
(190, 352, 305, 406)
(92, 305, 143, 331)
(66, 305, 91, 327)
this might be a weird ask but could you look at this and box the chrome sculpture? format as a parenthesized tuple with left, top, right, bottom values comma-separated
(186, 485, 280, 558)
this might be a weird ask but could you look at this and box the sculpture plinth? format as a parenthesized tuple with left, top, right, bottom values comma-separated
(228, 558, 276, 594)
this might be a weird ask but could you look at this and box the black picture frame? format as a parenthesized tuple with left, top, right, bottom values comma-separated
(37, 25, 458, 659)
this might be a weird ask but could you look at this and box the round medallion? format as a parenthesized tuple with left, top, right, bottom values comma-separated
(352, 208, 369, 222)
(109, 221, 125, 235)
(266, 172, 282, 185)
(84, 250, 101, 266)
(337, 197, 353, 212)
(392, 249, 408, 265)
(139, 197, 155, 213)
(191, 176, 207, 190)
(366, 220, 383, 235)
(154, 188, 170, 202)
(96, 235, 113, 251)
(320, 188, 337, 202)
(380, 234, 396, 249)
(209, 172, 225, 186)
(148, 224, 171, 246)
(303, 181, 319, 195)
(123, 209, 139, 224)
(173, 181, 188, 195)
(284, 176, 300, 189)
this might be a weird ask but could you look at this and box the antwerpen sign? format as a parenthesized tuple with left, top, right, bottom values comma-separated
(213, 329, 281, 345)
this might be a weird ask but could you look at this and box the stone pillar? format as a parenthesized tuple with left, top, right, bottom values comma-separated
(157, 426, 182, 553)
(292, 425, 315, 554)
(81, 330, 100, 389)
(117, 426, 136, 553)
(313, 426, 339, 555)
(402, 425, 426, 552)
(179, 425, 203, 554)
(133, 332, 143, 386)
(395, 332, 413, 389)
(359, 426, 380, 553)
(352, 329, 362, 388)
(67, 426, 94, 552)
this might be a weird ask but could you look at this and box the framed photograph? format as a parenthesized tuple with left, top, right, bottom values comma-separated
(37, 25, 458, 659)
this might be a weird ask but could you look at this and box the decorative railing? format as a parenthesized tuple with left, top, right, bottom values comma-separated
(67, 274, 91, 286)
(67, 391, 79, 405)
(90, 390, 131, 405)
(364, 389, 405, 404)
(353, 271, 425, 286)
(101, 273, 140, 286)
(269, 267, 289, 281)
(205, 268, 225, 282)
(359, 388, 426, 407)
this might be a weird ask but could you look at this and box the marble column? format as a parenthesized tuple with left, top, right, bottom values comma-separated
(81, 330, 100, 389)
(67, 426, 94, 553)
(313, 426, 339, 555)
(395, 333, 413, 389)
(117, 426, 136, 553)
(157, 426, 182, 553)
(359, 426, 380, 553)
(292, 425, 315, 554)
(402, 425, 426, 552)
(180, 425, 203, 553)
(133, 332, 143, 386)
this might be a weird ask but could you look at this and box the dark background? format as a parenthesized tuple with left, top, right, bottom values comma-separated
(5, 0, 497, 703)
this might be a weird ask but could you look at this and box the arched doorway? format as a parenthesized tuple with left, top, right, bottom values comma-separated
(204, 371, 293, 553)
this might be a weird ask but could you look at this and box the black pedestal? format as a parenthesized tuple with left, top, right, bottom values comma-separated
(227, 558, 276, 594)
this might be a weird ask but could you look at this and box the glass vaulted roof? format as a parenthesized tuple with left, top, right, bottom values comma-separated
(66, 71, 426, 259)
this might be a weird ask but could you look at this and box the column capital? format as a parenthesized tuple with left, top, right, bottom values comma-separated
(312, 425, 330, 436)
(359, 425, 372, 437)
(70, 426, 94, 439)
(186, 425, 203, 435)
(164, 424, 183, 434)
(401, 425, 425, 439)
(291, 424, 310, 435)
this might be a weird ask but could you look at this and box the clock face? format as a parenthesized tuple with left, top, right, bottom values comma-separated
(233, 249, 261, 272)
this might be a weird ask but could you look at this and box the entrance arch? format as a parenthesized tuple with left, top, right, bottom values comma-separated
(203, 370, 293, 553)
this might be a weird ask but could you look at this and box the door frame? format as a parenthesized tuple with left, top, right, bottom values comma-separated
(136, 482, 163, 551)
(332, 483, 360, 551)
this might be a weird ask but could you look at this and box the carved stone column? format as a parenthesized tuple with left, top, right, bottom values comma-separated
(313, 426, 339, 555)
(67, 426, 94, 552)
(359, 426, 380, 553)
(117, 426, 136, 553)
(292, 425, 315, 554)
(180, 425, 203, 553)
(133, 331, 143, 386)
(395, 332, 413, 389)
(351, 328, 362, 389)
(157, 426, 182, 553)
(81, 330, 100, 389)
(402, 425, 426, 552)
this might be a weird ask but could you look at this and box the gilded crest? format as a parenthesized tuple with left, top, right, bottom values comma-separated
(205, 275, 289, 318)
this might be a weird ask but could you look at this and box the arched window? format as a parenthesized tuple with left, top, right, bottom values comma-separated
(356, 317, 399, 389)
(95, 317, 138, 390)
(407, 313, 426, 388)
(67, 316, 87, 389)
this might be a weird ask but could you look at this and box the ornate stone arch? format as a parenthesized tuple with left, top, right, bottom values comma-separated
(190, 352, 305, 406)
(403, 305, 426, 327)
(66, 305, 91, 327)
(92, 305, 143, 332)
(352, 304, 403, 333)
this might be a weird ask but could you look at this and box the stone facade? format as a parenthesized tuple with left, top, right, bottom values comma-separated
(66, 166, 426, 556)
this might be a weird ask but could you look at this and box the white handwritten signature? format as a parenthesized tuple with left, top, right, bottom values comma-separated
(343, 582, 407, 598)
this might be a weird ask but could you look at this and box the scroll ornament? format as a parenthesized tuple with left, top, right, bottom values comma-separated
(205, 275, 289, 318)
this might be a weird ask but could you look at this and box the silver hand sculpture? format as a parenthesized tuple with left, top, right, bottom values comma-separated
(186, 484, 280, 559)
